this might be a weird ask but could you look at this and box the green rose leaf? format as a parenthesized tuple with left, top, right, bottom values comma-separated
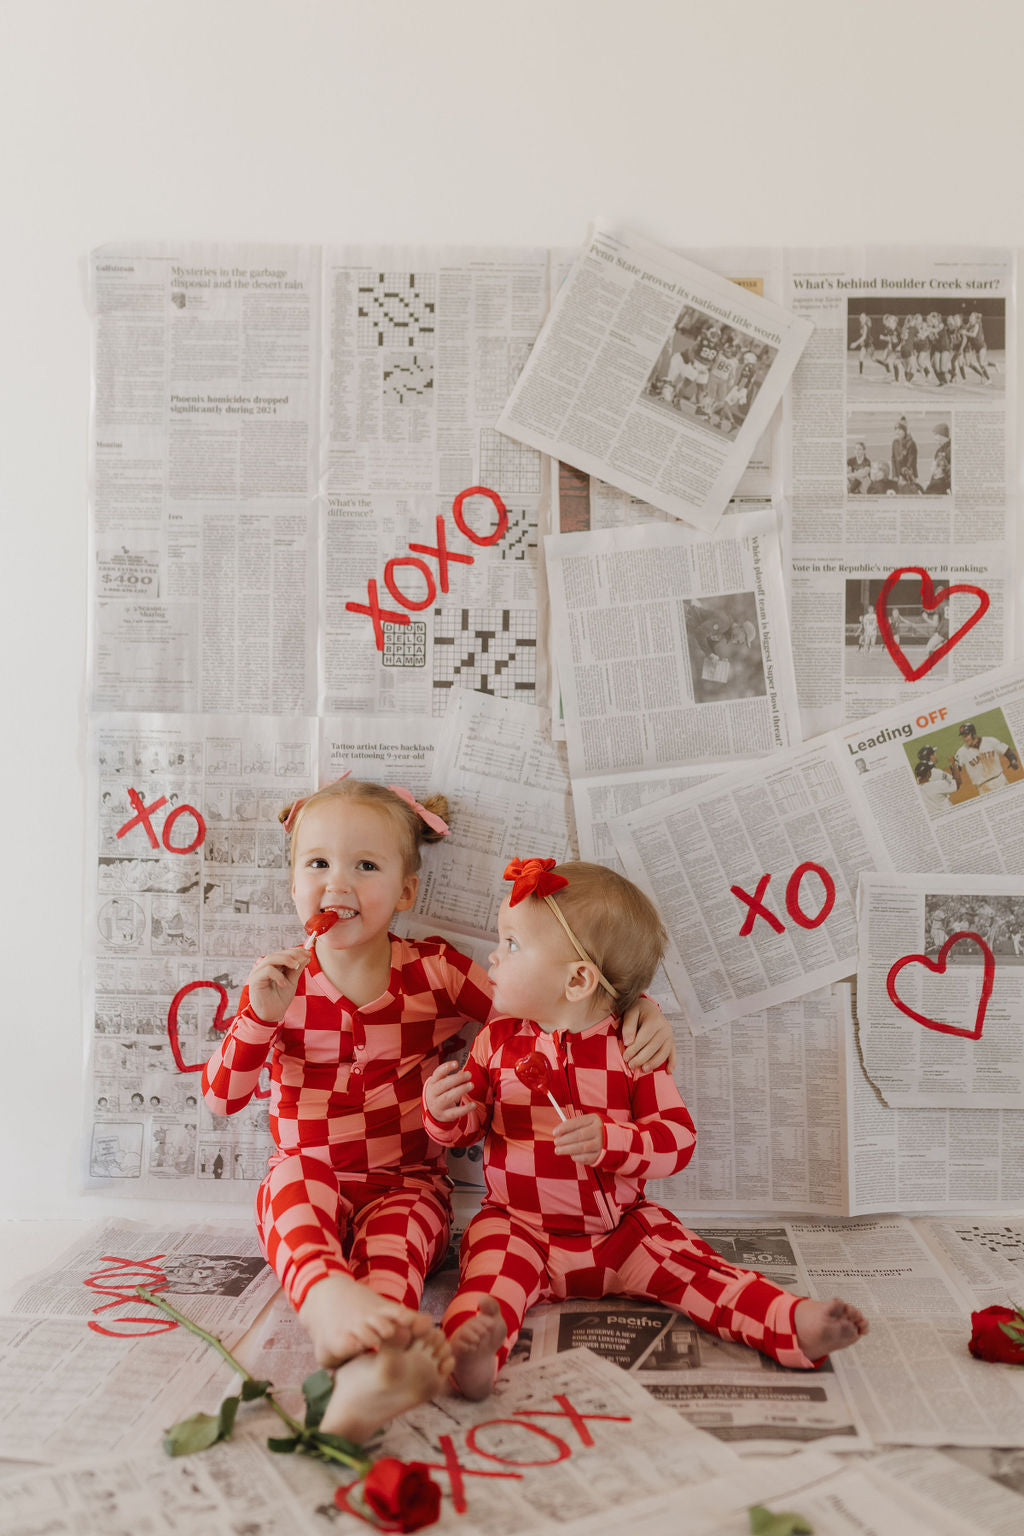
(306, 1429, 367, 1458)
(302, 1368, 335, 1428)
(163, 1409, 229, 1458)
(267, 1435, 302, 1454)
(241, 1378, 272, 1401)
(749, 1505, 814, 1536)
(218, 1394, 240, 1438)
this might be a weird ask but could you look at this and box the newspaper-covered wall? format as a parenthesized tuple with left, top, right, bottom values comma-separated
(783, 247, 1016, 737)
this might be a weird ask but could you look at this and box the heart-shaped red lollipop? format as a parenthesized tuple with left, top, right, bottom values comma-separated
(514, 1051, 551, 1091)
(514, 1051, 567, 1121)
(304, 910, 340, 948)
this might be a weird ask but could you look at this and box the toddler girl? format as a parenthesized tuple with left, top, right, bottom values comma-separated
(202, 784, 673, 1438)
(423, 857, 868, 1400)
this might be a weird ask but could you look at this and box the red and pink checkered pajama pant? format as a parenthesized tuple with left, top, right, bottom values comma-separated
(255, 1152, 451, 1311)
(442, 1202, 817, 1377)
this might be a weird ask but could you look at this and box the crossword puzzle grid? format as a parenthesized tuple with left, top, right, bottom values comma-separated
(498, 503, 538, 561)
(382, 353, 434, 406)
(479, 427, 542, 495)
(357, 272, 436, 349)
(432, 607, 537, 715)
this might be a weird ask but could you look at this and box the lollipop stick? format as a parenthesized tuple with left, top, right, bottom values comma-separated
(546, 1089, 569, 1123)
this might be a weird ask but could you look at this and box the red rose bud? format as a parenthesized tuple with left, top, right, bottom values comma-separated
(969, 1306, 1024, 1365)
(304, 910, 340, 949)
(514, 1051, 551, 1093)
(360, 1459, 442, 1532)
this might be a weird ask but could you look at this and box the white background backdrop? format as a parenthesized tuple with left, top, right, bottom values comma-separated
(3, 0, 1024, 1224)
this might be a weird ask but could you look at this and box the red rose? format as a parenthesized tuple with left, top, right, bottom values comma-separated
(969, 1306, 1024, 1365)
(335, 1458, 442, 1533)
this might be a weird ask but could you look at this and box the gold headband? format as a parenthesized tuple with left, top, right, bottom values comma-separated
(541, 894, 620, 1000)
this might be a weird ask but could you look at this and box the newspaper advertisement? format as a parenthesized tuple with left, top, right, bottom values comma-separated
(611, 739, 881, 1032)
(523, 1229, 868, 1453)
(545, 509, 800, 785)
(498, 226, 812, 532)
(407, 693, 574, 945)
(789, 1215, 1024, 1447)
(321, 245, 551, 719)
(85, 714, 318, 1197)
(6, 1218, 274, 1345)
(836, 659, 1024, 876)
(856, 873, 1024, 1109)
(88, 243, 321, 716)
(783, 246, 1016, 736)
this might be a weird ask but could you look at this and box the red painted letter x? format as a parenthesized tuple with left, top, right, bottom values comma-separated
(345, 577, 411, 652)
(731, 873, 785, 937)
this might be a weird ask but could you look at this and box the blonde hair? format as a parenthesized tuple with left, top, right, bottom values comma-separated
(280, 779, 449, 876)
(546, 860, 666, 1017)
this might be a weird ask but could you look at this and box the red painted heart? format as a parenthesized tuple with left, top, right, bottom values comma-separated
(875, 567, 989, 682)
(886, 930, 995, 1039)
(167, 980, 230, 1073)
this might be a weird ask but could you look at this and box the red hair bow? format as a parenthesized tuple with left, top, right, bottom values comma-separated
(503, 857, 568, 907)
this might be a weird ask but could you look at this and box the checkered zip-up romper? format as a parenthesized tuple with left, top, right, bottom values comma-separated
(202, 935, 493, 1310)
(424, 1015, 819, 1375)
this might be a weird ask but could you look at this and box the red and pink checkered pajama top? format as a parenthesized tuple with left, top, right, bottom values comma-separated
(422, 1014, 696, 1234)
(202, 935, 494, 1182)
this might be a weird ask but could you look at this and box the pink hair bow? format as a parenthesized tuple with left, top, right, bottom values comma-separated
(281, 771, 351, 835)
(503, 857, 568, 907)
(387, 784, 450, 836)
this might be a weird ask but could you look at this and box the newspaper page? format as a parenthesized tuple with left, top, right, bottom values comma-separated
(406, 693, 574, 945)
(612, 739, 882, 1032)
(525, 1230, 868, 1453)
(321, 245, 551, 718)
(271, 1347, 741, 1535)
(783, 246, 1016, 737)
(840, 985, 1024, 1214)
(856, 873, 1024, 1109)
(836, 659, 1024, 876)
(0, 1432, 319, 1535)
(498, 227, 811, 532)
(85, 714, 318, 1198)
(545, 508, 800, 782)
(0, 1311, 238, 1463)
(6, 1219, 274, 1345)
(788, 1215, 1024, 1447)
(917, 1217, 1024, 1313)
(869, 1448, 1024, 1536)
(651, 988, 848, 1217)
(573, 766, 726, 868)
(88, 242, 321, 716)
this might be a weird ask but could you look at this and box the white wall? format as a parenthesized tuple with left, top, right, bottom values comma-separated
(4, 0, 1024, 1220)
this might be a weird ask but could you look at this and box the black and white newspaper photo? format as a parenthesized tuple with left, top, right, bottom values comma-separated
(498, 227, 811, 532)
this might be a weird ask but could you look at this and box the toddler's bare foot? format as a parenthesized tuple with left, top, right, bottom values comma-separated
(320, 1330, 454, 1441)
(449, 1296, 507, 1401)
(794, 1297, 868, 1359)
(299, 1274, 431, 1366)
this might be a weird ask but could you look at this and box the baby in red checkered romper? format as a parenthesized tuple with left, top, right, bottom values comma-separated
(203, 783, 674, 1440)
(423, 858, 869, 1400)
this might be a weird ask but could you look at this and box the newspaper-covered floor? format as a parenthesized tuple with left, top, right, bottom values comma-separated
(3, 1218, 1024, 1533)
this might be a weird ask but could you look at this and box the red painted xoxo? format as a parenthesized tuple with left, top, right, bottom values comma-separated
(84, 1254, 177, 1337)
(887, 930, 995, 1040)
(875, 567, 989, 682)
(347, 486, 509, 652)
(116, 787, 206, 853)
(732, 862, 835, 937)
